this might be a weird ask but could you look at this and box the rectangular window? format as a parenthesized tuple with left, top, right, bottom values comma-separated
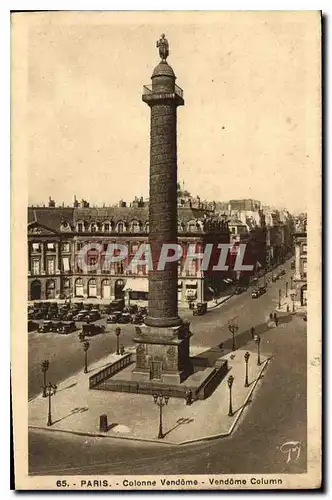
(303, 260, 307, 273)
(32, 243, 40, 252)
(32, 259, 40, 275)
(47, 258, 55, 275)
(131, 243, 139, 255)
(77, 242, 84, 251)
(47, 243, 55, 251)
(63, 257, 70, 272)
(302, 244, 307, 253)
(77, 223, 83, 232)
(62, 242, 70, 253)
(104, 223, 110, 232)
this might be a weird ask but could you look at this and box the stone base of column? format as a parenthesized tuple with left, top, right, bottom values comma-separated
(144, 315, 183, 328)
(131, 322, 193, 384)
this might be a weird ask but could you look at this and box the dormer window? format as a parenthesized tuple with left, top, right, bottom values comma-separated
(90, 223, 97, 233)
(104, 223, 110, 232)
(131, 221, 140, 233)
(117, 222, 124, 233)
(77, 223, 84, 232)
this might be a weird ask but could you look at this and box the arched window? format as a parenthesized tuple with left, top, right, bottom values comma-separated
(117, 221, 125, 233)
(103, 221, 111, 232)
(90, 222, 97, 233)
(131, 220, 141, 233)
(76, 221, 84, 233)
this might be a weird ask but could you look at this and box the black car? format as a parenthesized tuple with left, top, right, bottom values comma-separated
(251, 288, 261, 299)
(38, 321, 53, 333)
(234, 286, 246, 295)
(124, 305, 138, 315)
(58, 321, 76, 334)
(118, 312, 132, 324)
(108, 299, 125, 312)
(138, 306, 148, 316)
(106, 312, 122, 324)
(259, 285, 267, 295)
(28, 320, 38, 332)
(82, 323, 105, 337)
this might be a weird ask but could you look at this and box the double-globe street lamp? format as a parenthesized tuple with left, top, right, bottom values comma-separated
(153, 393, 169, 439)
(244, 351, 250, 387)
(45, 382, 57, 426)
(83, 340, 90, 374)
(115, 327, 121, 355)
(228, 319, 239, 352)
(227, 375, 234, 417)
(41, 359, 50, 398)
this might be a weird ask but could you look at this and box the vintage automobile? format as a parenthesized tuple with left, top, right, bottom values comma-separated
(50, 321, 62, 332)
(118, 312, 132, 324)
(271, 274, 278, 282)
(74, 310, 89, 321)
(251, 288, 261, 299)
(279, 269, 286, 276)
(106, 312, 122, 324)
(28, 320, 38, 332)
(123, 305, 138, 315)
(90, 309, 101, 319)
(193, 302, 208, 316)
(108, 298, 125, 312)
(38, 320, 53, 333)
(259, 285, 267, 295)
(82, 323, 105, 337)
(234, 286, 246, 295)
(57, 321, 77, 334)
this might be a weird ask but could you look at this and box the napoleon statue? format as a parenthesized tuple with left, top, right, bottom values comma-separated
(157, 33, 169, 61)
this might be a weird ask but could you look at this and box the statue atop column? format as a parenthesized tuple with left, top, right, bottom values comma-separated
(157, 33, 169, 61)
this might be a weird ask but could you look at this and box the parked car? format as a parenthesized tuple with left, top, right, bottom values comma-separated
(74, 310, 89, 321)
(90, 309, 101, 319)
(38, 321, 53, 333)
(28, 320, 38, 332)
(118, 312, 132, 324)
(279, 269, 286, 276)
(108, 298, 125, 312)
(251, 288, 261, 299)
(106, 312, 122, 324)
(124, 305, 138, 315)
(82, 323, 105, 337)
(193, 302, 208, 316)
(50, 321, 61, 332)
(58, 321, 77, 334)
(259, 285, 267, 295)
(234, 286, 246, 295)
(272, 274, 278, 282)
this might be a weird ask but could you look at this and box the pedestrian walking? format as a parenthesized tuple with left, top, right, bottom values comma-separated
(185, 388, 193, 406)
(269, 313, 273, 321)
(274, 312, 279, 326)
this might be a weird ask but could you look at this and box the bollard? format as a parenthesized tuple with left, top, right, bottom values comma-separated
(99, 414, 108, 432)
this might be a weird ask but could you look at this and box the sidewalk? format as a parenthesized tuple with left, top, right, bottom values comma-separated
(29, 347, 269, 445)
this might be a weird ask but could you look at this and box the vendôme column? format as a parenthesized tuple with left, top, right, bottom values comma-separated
(142, 34, 184, 328)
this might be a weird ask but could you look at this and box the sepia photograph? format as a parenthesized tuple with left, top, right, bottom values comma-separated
(11, 10, 321, 490)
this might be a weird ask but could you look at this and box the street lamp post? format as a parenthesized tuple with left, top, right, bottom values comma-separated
(41, 359, 50, 398)
(115, 327, 121, 355)
(45, 382, 57, 426)
(285, 281, 288, 298)
(83, 340, 90, 374)
(244, 351, 250, 387)
(153, 393, 169, 439)
(227, 375, 234, 416)
(228, 320, 239, 352)
(278, 289, 281, 309)
(254, 335, 261, 366)
(290, 276, 294, 289)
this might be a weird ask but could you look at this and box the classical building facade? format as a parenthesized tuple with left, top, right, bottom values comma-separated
(28, 201, 230, 303)
(292, 217, 307, 307)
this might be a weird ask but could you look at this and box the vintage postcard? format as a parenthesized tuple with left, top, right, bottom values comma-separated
(11, 10, 322, 490)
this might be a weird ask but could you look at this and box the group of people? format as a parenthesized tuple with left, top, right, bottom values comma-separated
(269, 312, 279, 326)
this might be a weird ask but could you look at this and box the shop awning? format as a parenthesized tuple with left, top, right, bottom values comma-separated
(123, 278, 148, 292)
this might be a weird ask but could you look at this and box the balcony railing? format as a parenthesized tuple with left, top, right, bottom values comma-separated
(142, 84, 183, 99)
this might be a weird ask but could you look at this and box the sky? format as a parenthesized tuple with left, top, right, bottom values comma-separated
(24, 11, 321, 213)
